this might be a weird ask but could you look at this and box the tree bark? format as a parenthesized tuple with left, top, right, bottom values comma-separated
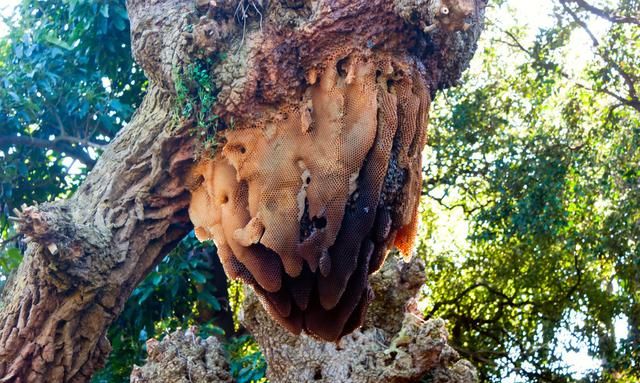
(0, 0, 486, 382)
(130, 328, 233, 382)
(0, 84, 194, 382)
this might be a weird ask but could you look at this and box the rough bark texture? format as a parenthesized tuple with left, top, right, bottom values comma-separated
(0, 0, 486, 382)
(0, 86, 194, 383)
(129, 328, 232, 383)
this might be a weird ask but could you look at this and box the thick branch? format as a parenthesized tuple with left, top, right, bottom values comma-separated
(241, 256, 478, 383)
(0, 85, 194, 382)
(0, 135, 98, 168)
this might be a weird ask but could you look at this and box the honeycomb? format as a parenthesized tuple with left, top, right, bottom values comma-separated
(187, 52, 431, 342)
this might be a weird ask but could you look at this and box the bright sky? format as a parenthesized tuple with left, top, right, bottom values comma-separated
(0, 0, 628, 380)
(0, 0, 19, 36)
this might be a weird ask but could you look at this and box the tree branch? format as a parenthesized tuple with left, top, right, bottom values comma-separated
(0, 234, 19, 249)
(496, 18, 640, 113)
(564, 0, 640, 25)
(0, 135, 97, 167)
(560, 0, 640, 111)
(49, 109, 109, 150)
(426, 282, 537, 320)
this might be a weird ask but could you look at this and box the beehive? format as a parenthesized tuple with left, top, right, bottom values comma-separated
(187, 52, 431, 341)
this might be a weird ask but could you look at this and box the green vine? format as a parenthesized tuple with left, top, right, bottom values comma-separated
(173, 55, 223, 158)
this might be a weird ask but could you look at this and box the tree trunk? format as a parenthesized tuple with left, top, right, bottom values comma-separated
(0, 0, 486, 382)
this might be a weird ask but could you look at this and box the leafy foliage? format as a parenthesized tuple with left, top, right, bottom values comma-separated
(226, 335, 268, 383)
(0, 0, 146, 254)
(421, 1, 640, 381)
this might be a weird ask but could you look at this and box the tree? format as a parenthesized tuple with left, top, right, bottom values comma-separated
(421, 0, 640, 381)
(5, 0, 636, 382)
(0, 0, 488, 382)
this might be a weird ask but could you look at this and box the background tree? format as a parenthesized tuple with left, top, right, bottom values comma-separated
(421, 0, 640, 381)
(0, 0, 145, 275)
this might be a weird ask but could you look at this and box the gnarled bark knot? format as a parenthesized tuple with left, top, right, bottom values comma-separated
(185, 0, 486, 341)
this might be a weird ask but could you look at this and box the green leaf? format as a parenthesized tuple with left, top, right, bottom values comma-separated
(1, 183, 12, 198)
(43, 35, 73, 50)
(191, 270, 208, 284)
(198, 290, 221, 311)
(151, 274, 163, 286)
(113, 16, 126, 31)
(5, 248, 22, 263)
(137, 287, 154, 305)
(100, 4, 110, 18)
